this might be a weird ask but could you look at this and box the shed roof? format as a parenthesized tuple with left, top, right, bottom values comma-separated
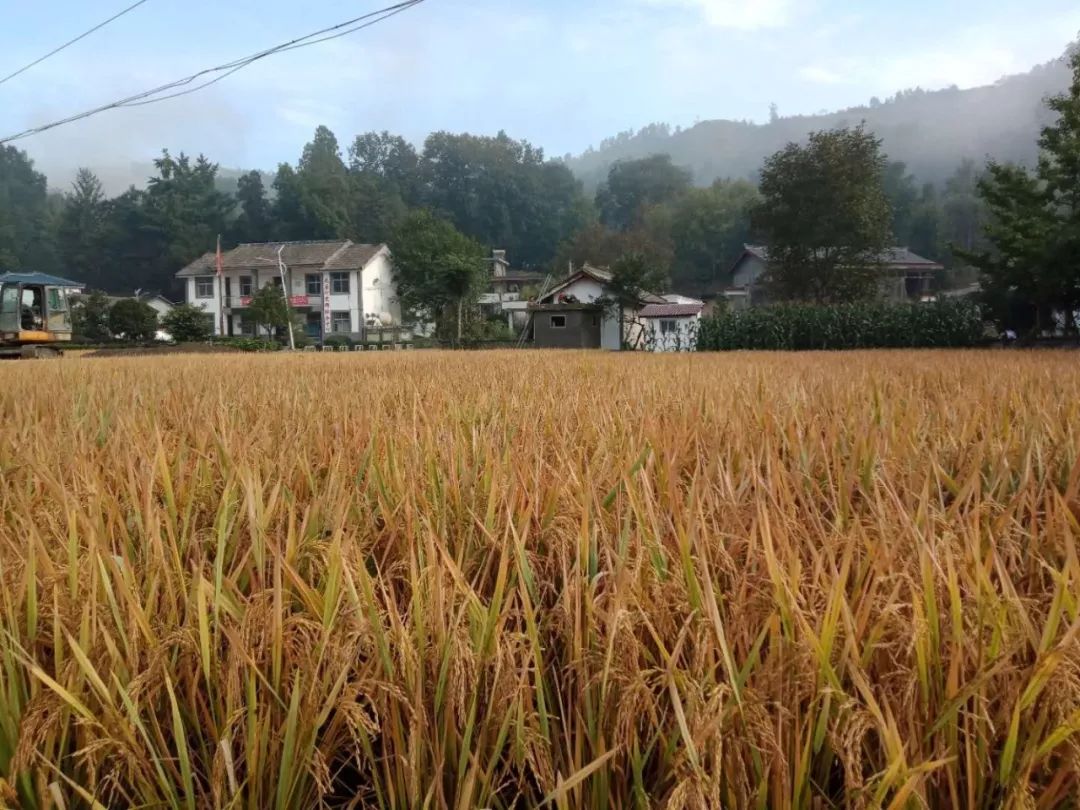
(639, 303, 705, 318)
(0, 272, 84, 288)
(176, 240, 386, 277)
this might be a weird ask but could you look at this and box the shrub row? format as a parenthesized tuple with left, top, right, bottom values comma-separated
(696, 299, 986, 351)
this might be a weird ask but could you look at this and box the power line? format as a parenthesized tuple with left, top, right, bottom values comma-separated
(0, 0, 152, 88)
(0, 0, 426, 144)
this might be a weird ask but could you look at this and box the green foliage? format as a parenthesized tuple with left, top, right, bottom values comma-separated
(756, 126, 894, 303)
(108, 299, 159, 342)
(214, 337, 280, 352)
(554, 221, 673, 278)
(57, 169, 108, 289)
(697, 299, 986, 351)
(246, 284, 293, 337)
(961, 50, 1080, 333)
(70, 290, 112, 342)
(391, 211, 486, 343)
(0, 146, 59, 274)
(666, 179, 759, 292)
(231, 171, 273, 244)
(596, 154, 692, 230)
(162, 303, 213, 342)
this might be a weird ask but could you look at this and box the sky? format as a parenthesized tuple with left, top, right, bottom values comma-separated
(2, 0, 1079, 190)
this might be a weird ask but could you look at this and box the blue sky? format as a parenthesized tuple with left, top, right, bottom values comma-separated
(3, 0, 1079, 189)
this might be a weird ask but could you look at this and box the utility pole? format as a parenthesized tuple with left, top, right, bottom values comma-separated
(277, 246, 296, 351)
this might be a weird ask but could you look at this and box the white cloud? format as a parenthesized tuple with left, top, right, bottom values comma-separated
(797, 65, 849, 85)
(641, 0, 794, 30)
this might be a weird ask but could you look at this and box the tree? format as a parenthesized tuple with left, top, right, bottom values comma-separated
(0, 146, 59, 273)
(162, 303, 213, 342)
(108, 299, 158, 341)
(246, 284, 293, 339)
(70, 291, 112, 341)
(595, 154, 692, 231)
(666, 179, 760, 293)
(57, 169, 108, 289)
(231, 171, 273, 244)
(942, 159, 986, 255)
(554, 222, 674, 279)
(391, 211, 486, 344)
(296, 126, 352, 238)
(349, 131, 421, 203)
(142, 151, 233, 294)
(606, 252, 668, 349)
(755, 126, 893, 303)
(420, 130, 589, 266)
(960, 49, 1080, 334)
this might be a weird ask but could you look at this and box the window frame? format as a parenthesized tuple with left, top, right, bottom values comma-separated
(306, 274, 322, 296)
(195, 276, 215, 299)
(239, 276, 254, 297)
(330, 311, 352, 334)
(659, 319, 678, 335)
(550, 315, 566, 329)
(330, 272, 350, 295)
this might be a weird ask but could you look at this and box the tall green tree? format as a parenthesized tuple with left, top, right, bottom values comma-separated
(231, 170, 273, 244)
(349, 131, 421, 203)
(961, 50, 1080, 333)
(0, 146, 59, 273)
(554, 222, 674, 279)
(421, 131, 588, 266)
(942, 159, 986, 255)
(296, 126, 351, 238)
(143, 151, 233, 292)
(70, 291, 112, 341)
(391, 211, 486, 344)
(58, 169, 108, 288)
(666, 179, 760, 292)
(755, 126, 893, 303)
(596, 154, 692, 231)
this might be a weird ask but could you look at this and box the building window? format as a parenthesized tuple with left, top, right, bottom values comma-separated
(239, 276, 253, 297)
(550, 315, 566, 329)
(508, 283, 519, 293)
(306, 274, 322, 295)
(331, 311, 351, 333)
(305, 312, 322, 338)
(195, 277, 214, 298)
(659, 319, 678, 334)
(239, 319, 254, 336)
(330, 272, 350, 295)
(202, 314, 216, 334)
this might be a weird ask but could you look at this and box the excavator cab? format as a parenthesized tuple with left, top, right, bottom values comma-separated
(0, 273, 83, 358)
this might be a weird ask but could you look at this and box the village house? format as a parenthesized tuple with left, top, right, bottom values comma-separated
(105, 292, 176, 341)
(529, 265, 703, 351)
(479, 249, 547, 331)
(176, 240, 400, 341)
(721, 245, 943, 309)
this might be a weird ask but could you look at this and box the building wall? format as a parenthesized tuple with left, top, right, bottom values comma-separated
(533, 309, 602, 349)
(643, 315, 700, 352)
(731, 255, 767, 289)
(361, 251, 400, 326)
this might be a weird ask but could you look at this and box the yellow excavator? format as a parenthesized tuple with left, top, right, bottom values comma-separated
(0, 273, 83, 359)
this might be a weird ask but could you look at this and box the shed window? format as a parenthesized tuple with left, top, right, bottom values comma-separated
(659, 319, 678, 334)
(550, 315, 566, 328)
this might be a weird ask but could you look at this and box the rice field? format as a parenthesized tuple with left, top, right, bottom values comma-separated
(2, 350, 1080, 809)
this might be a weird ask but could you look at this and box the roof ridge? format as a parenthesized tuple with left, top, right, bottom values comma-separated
(322, 240, 354, 271)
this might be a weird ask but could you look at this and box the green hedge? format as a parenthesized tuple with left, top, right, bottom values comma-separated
(697, 299, 985, 351)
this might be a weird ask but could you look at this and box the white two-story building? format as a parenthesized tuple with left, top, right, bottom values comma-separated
(176, 240, 400, 340)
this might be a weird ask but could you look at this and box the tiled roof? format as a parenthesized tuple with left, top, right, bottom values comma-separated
(639, 303, 705, 318)
(742, 245, 942, 270)
(176, 241, 386, 277)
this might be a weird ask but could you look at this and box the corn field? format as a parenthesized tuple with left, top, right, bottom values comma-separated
(2, 350, 1080, 809)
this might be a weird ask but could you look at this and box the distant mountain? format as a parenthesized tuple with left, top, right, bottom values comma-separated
(567, 47, 1076, 191)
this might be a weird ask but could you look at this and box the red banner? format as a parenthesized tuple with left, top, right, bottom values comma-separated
(289, 295, 309, 307)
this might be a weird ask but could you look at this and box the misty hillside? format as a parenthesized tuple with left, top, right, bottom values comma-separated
(568, 47, 1076, 190)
